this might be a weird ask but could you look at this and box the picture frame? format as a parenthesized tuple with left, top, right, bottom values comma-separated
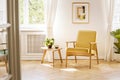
(72, 2, 89, 24)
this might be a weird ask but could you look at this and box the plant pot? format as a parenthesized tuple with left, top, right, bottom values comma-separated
(47, 45, 52, 49)
(114, 53, 120, 62)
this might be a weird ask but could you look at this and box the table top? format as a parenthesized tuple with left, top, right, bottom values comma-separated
(41, 47, 62, 50)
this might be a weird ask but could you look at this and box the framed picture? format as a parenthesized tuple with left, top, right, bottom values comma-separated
(72, 2, 89, 24)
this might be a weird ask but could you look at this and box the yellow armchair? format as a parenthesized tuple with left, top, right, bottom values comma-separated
(66, 30, 99, 68)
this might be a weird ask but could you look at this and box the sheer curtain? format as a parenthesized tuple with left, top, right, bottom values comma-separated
(104, 0, 114, 61)
(112, 0, 120, 30)
(44, 0, 58, 62)
(45, 0, 58, 38)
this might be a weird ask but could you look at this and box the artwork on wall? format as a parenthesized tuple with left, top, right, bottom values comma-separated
(72, 2, 89, 24)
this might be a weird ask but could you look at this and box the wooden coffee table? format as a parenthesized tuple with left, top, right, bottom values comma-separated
(41, 47, 63, 66)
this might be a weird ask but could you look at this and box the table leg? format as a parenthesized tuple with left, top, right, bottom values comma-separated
(41, 50, 47, 63)
(58, 49, 63, 63)
(52, 51, 54, 66)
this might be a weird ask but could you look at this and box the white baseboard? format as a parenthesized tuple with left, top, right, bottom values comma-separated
(20, 55, 42, 60)
(20, 55, 104, 60)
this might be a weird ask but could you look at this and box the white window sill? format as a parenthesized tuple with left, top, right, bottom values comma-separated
(19, 24, 46, 32)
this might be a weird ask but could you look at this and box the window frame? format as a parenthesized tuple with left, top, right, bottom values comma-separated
(19, 0, 46, 31)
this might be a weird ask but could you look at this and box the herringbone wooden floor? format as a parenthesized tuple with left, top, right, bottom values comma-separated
(1, 60, 120, 80)
(21, 60, 120, 80)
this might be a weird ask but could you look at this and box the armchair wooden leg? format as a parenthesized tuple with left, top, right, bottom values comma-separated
(89, 56, 91, 69)
(3, 50, 8, 72)
(66, 55, 68, 67)
(96, 48, 99, 64)
(75, 56, 77, 63)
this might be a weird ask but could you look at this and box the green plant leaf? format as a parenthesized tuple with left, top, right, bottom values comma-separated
(44, 38, 54, 46)
(110, 28, 120, 54)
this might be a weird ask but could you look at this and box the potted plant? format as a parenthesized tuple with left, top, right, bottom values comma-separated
(110, 29, 120, 61)
(45, 38, 54, 48)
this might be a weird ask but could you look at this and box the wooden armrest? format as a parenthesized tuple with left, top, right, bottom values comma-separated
(90, 42, 97, 44)
(66, 41, 76, 43)
(66, 41, 76, 48)
(89, 42, 97, 52)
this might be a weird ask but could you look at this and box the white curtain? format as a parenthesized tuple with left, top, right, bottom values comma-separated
(44, 0, 58, 62)
(104, 0, 114, 61)
(45, 0, 58, 38)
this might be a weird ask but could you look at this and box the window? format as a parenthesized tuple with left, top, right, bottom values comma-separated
(29, 0, 44, 24)
(19, 0, 45, 30)
(19, 0, 24, 24)
(112, 0, 120, 30)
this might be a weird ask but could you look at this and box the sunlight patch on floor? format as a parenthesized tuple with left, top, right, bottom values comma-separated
(98, 64, 114, 72)
(41, 64, 53, 68)
(61, 68, 78, 72)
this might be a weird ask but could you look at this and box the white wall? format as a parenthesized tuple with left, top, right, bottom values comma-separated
(0, 0, 7, 24)
(53, 0, 106, 59)
(0, 0, 7, 44)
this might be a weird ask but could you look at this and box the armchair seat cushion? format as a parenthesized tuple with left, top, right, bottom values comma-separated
(67, 48, 88, 52)
(66, 48, 95, 56)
